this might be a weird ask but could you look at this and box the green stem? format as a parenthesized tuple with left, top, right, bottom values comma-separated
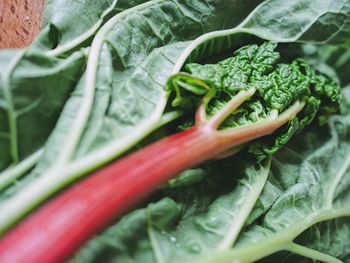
(193, 238, 287, 263)
(286, 242, 343, 263)
(195, 88, 217, 125)
(0, 148, 43, 192)
(2, 50, 26, 164)
(216, 158, 271, 250)
(191, 208, 350, 263)
(324, 151, 350, 209)
(156, 111, 184, 128)
(217, 101, 304, 146)
(207, 87, 256, 129)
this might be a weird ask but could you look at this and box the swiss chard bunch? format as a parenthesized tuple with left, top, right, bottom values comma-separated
(0, 42, 342, 263)
(167, 42, 340, 160)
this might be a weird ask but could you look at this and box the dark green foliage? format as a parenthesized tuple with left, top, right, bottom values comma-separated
(167, 42, 341, 161)
(1, 1, 350, 262)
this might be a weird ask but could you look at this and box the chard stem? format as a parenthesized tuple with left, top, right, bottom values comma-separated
(217, 101, 305, 146)
(207, 87, 256, 129)
(195, 104, 208, 126)
(0, 127, 221, 262)
(195, 88, 216, 126)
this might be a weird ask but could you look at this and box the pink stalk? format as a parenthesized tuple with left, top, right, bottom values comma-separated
(0, 93, 304, 263)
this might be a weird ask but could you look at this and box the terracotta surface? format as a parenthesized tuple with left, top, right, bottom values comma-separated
(0, 0, 44, 48)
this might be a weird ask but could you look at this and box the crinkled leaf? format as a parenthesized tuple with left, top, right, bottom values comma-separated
(167, 42, 341, 162)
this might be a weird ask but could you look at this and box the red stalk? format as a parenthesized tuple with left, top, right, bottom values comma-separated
(0, 126, 228, 263)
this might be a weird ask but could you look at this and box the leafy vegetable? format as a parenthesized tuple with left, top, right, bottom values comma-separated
(0, 42, 340, 262)
(0, 0, 350, 262)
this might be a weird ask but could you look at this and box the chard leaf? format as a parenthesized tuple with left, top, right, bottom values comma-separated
(239, 0, 350, 44)
(167, 42, 341, 161)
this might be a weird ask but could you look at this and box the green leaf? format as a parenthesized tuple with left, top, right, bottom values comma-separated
(239, 0, 350, 45)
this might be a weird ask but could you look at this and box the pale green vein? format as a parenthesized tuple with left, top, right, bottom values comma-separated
(325, 150, 350, 209)
(217, 158, 271, 250)
(1, 50, 26, 165)
(286, 242, 343, 263)
(0, 148, 43, 191)
(147, 207, 165, 263)
(190, 208, 350, 263)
